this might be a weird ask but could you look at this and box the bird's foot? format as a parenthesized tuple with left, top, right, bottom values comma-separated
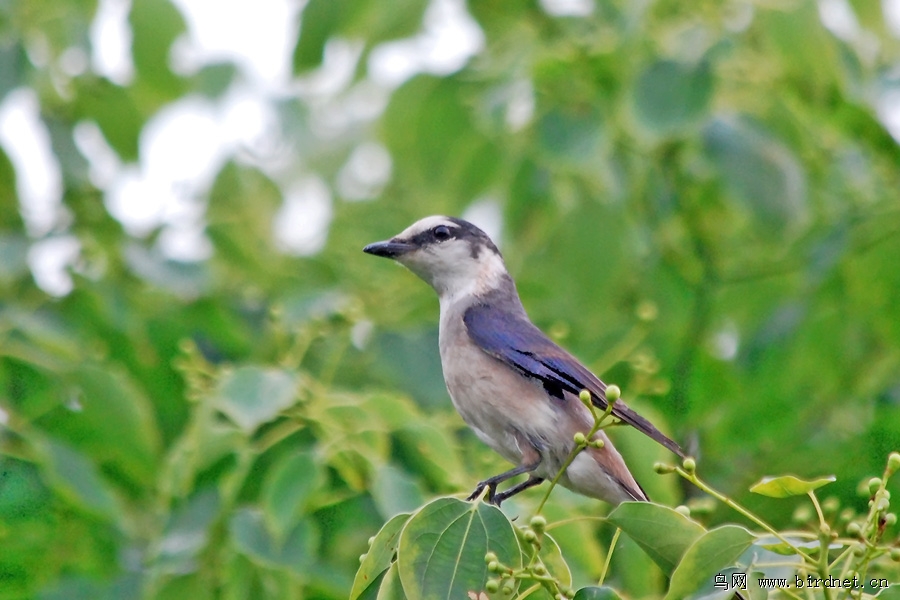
(466, 481, 499, 505)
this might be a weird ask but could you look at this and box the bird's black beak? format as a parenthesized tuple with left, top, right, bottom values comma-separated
(362, 239, 413, 258)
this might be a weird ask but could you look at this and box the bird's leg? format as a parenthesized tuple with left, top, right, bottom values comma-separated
(466, 461, 541, 505)
(492, 476, 544, 505)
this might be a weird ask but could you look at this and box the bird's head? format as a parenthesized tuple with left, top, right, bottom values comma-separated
(363, 216, 508, 301)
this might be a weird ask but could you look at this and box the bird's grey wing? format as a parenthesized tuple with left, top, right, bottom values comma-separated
(463, 303, 685, 457)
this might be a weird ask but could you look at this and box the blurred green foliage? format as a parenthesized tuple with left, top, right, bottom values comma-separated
(1, 0, 900, 598)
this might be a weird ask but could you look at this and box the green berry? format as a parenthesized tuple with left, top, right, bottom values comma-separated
(606, 384, 621, 402)
(485, 579, 500, 594)
(359, 553, 367, 563)
(853, 545, 866, 557)
(488, 561, 500, 573)
(654, 462, 674, 474)
(524, 529, 537, 544)
(891, 548, 900, 562)
(884, 513, 897, 527)
(847, 522, 862, 536)
(888, 452, 900, 474)
(869, 477, 883, 495)
(579, 389, 591, 405)
(675, 505, 691, 517)
(502, 583, 514, 595)
(530, 515, 547, 533)
(484, 552, 498, 564)
(591, 439, 605, 449)
(533, 564, 546, 576)
(682, 457, 697, 472)
(573, 432, 587, 445)
(367, 536, 375, 547)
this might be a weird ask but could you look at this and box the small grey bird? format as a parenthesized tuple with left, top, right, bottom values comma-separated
(364, 216, 683, 506)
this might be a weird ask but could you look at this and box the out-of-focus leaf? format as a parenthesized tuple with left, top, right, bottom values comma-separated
(0, 233, 29, 282)
(394, 421, 466, 489)
(371, 464, 425, 518)
(229, 507, 316, 574)
(262, 450, 323, 540)
(72, 79, 144, 160)
(191, 62, 237, 99)
(293, 0, 427, 73)
(749, 474, 835, 498)
(0, 41, 27, 104)
(351, 512, 411, 600)
(207, 162, 283, 274)
(537, 105, 605, 167)
(124, 243, 213, 299)
(0, 146, 21, 228)
(607, 502, 706, 576)
(39, 439, 122, 523)
(703, 118, 807, 231)
(633, 60, 713, 134)
(38, 364, 162, 488)
(130, 0, 186, 98)
(664, 525, 756, 600)
(397, 497, 520, 600)
(152, 489, 221, 574)
(213, 366, 299, 433)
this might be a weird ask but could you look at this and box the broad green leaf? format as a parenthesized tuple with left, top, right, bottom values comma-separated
(535, 531, 571, 590)
(573, 587, 623, 600)
(633, 60, 713, 134)
(262, 450, 323, 541)
(229, 507, 316, 575)
(749, 474, 836, 498)
(607, 502, 706, 576)
(397, 497, 520, 600)
(213, 366, 299, 433)
(352, 513, 412, 600)
(664, 525, 756, 600)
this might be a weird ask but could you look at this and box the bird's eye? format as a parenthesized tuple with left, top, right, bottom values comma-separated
(433, 225, 452, 241)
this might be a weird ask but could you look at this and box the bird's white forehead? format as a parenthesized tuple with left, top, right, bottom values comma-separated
(396, 215, 456, 239)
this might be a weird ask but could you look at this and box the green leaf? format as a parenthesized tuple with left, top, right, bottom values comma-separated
(537, 105, 605, 167)
(749, 474, 836, 498)
(72, 78, 144, 160)
(535, 531, 572, 590)
(397, 497, 520, 600)
(703, 118, 807, 231)
(229, 507, 316, 575)
(664, 525, 756, 600)
(351, 513, 412, 600)
(39, 364, 162, 488)
(262, 450, 323, 540)
(607, 502, 706, 576)
(130, 0, 186, 98)
(573, 587, 624, 600)
(39, 439, 122, 523)
(213, 366, 299, 433)
(153, 489, 221, 573)
(372, 464, 425, 519)
(633, 60, 713, 134)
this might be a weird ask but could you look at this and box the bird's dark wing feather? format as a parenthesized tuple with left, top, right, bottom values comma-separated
(464, 303, 685, 457)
